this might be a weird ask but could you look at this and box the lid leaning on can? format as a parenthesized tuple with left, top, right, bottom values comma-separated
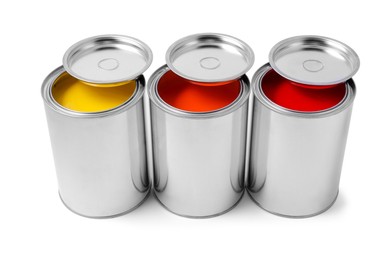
(63, 35, 153, 85)
(166, 33, 254, 82)
(269, 35, 360, 86)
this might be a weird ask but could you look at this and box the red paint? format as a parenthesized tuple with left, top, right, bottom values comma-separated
(261, 69, 346, 112)
(157, 70, 241, 112)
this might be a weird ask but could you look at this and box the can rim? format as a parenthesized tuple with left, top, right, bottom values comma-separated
(41, 66, 145, 118)
(269, 35, 360, 86)
(63, 34, 153, 84)
(166, 33, 254, 83)
(148, 65, 250, 119)
(251, 64, 356, 118)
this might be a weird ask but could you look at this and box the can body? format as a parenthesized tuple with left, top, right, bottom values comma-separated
(149, 66, 249, 217)
(247, 64, 355, 217)
(42, 67, 150, 218)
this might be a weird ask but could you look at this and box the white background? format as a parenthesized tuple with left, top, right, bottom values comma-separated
(1, 0, 389, 259)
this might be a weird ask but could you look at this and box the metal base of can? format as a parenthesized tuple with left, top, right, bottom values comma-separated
(247, 189, 339, 219)
(58, 187, 151, 219)
(154, 190, 244, 219)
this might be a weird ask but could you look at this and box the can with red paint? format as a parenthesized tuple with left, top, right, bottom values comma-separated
(148, 33, 254, 217)
(247, 36, 359, 217)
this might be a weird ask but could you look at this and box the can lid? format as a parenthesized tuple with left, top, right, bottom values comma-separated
(269, 35, 360, 86)
(63, 35, 152, 84)
(166, 33, 254, 82)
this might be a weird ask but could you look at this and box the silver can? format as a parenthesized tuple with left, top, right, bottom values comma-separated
(247, 36, 360, 217)
(149, 33, 254, 217)
(42, 35, 152, 218)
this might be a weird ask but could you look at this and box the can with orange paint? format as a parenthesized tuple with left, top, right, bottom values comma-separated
(148, 33, 254, 218)
(42, 35, 152, 218)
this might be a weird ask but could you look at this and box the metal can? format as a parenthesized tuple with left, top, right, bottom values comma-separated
(248, 36, 360, 217)
(149, 33, 254, 217)
(42, 35, 152, 218)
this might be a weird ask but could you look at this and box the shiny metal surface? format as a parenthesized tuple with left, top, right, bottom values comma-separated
(42, 66, 150, 218)
(247, 64, 356, 217)
(148, 65, 250, 217)
(166, 33, 254, 83)
(63, 35, 153, 84)
(269, 35, 359, 86)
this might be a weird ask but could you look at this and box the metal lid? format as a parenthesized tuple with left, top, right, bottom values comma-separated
(166, 33, 254, 82)
(63, 35, 153, 84)
(269, 35, 360, 86)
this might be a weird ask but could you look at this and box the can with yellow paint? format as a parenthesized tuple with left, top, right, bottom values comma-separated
(42, 35, 152, 218)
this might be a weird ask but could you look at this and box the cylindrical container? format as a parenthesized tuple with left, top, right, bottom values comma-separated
(42, 35, 152, 218)
(149, 33, 254, 217)
(247, 36, 360, 217)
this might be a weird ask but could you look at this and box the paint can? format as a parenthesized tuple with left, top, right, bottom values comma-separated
(247, 36, 360, 217)
(148, 33, 254, 217)
(42, 35, 152, 218)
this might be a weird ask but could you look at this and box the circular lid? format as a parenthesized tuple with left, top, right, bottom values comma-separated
(269, 35, 360, 86)
(63, 35, 152, 84)
(166, 33, 254, 82)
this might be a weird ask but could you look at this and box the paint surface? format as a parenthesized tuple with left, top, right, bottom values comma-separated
(52, 72, 136, 112)
(261, 69, 346, 112)
(157, 70, 241, 112)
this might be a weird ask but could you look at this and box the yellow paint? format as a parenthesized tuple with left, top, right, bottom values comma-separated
(51, 72, 136, 112)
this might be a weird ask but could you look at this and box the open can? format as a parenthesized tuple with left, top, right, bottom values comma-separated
(148, 33, 254, 217)
(247, 36, 360, 217)
(42, 35, 152, 218)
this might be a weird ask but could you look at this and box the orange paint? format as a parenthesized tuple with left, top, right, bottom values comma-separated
(157, 70, 241, 112)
